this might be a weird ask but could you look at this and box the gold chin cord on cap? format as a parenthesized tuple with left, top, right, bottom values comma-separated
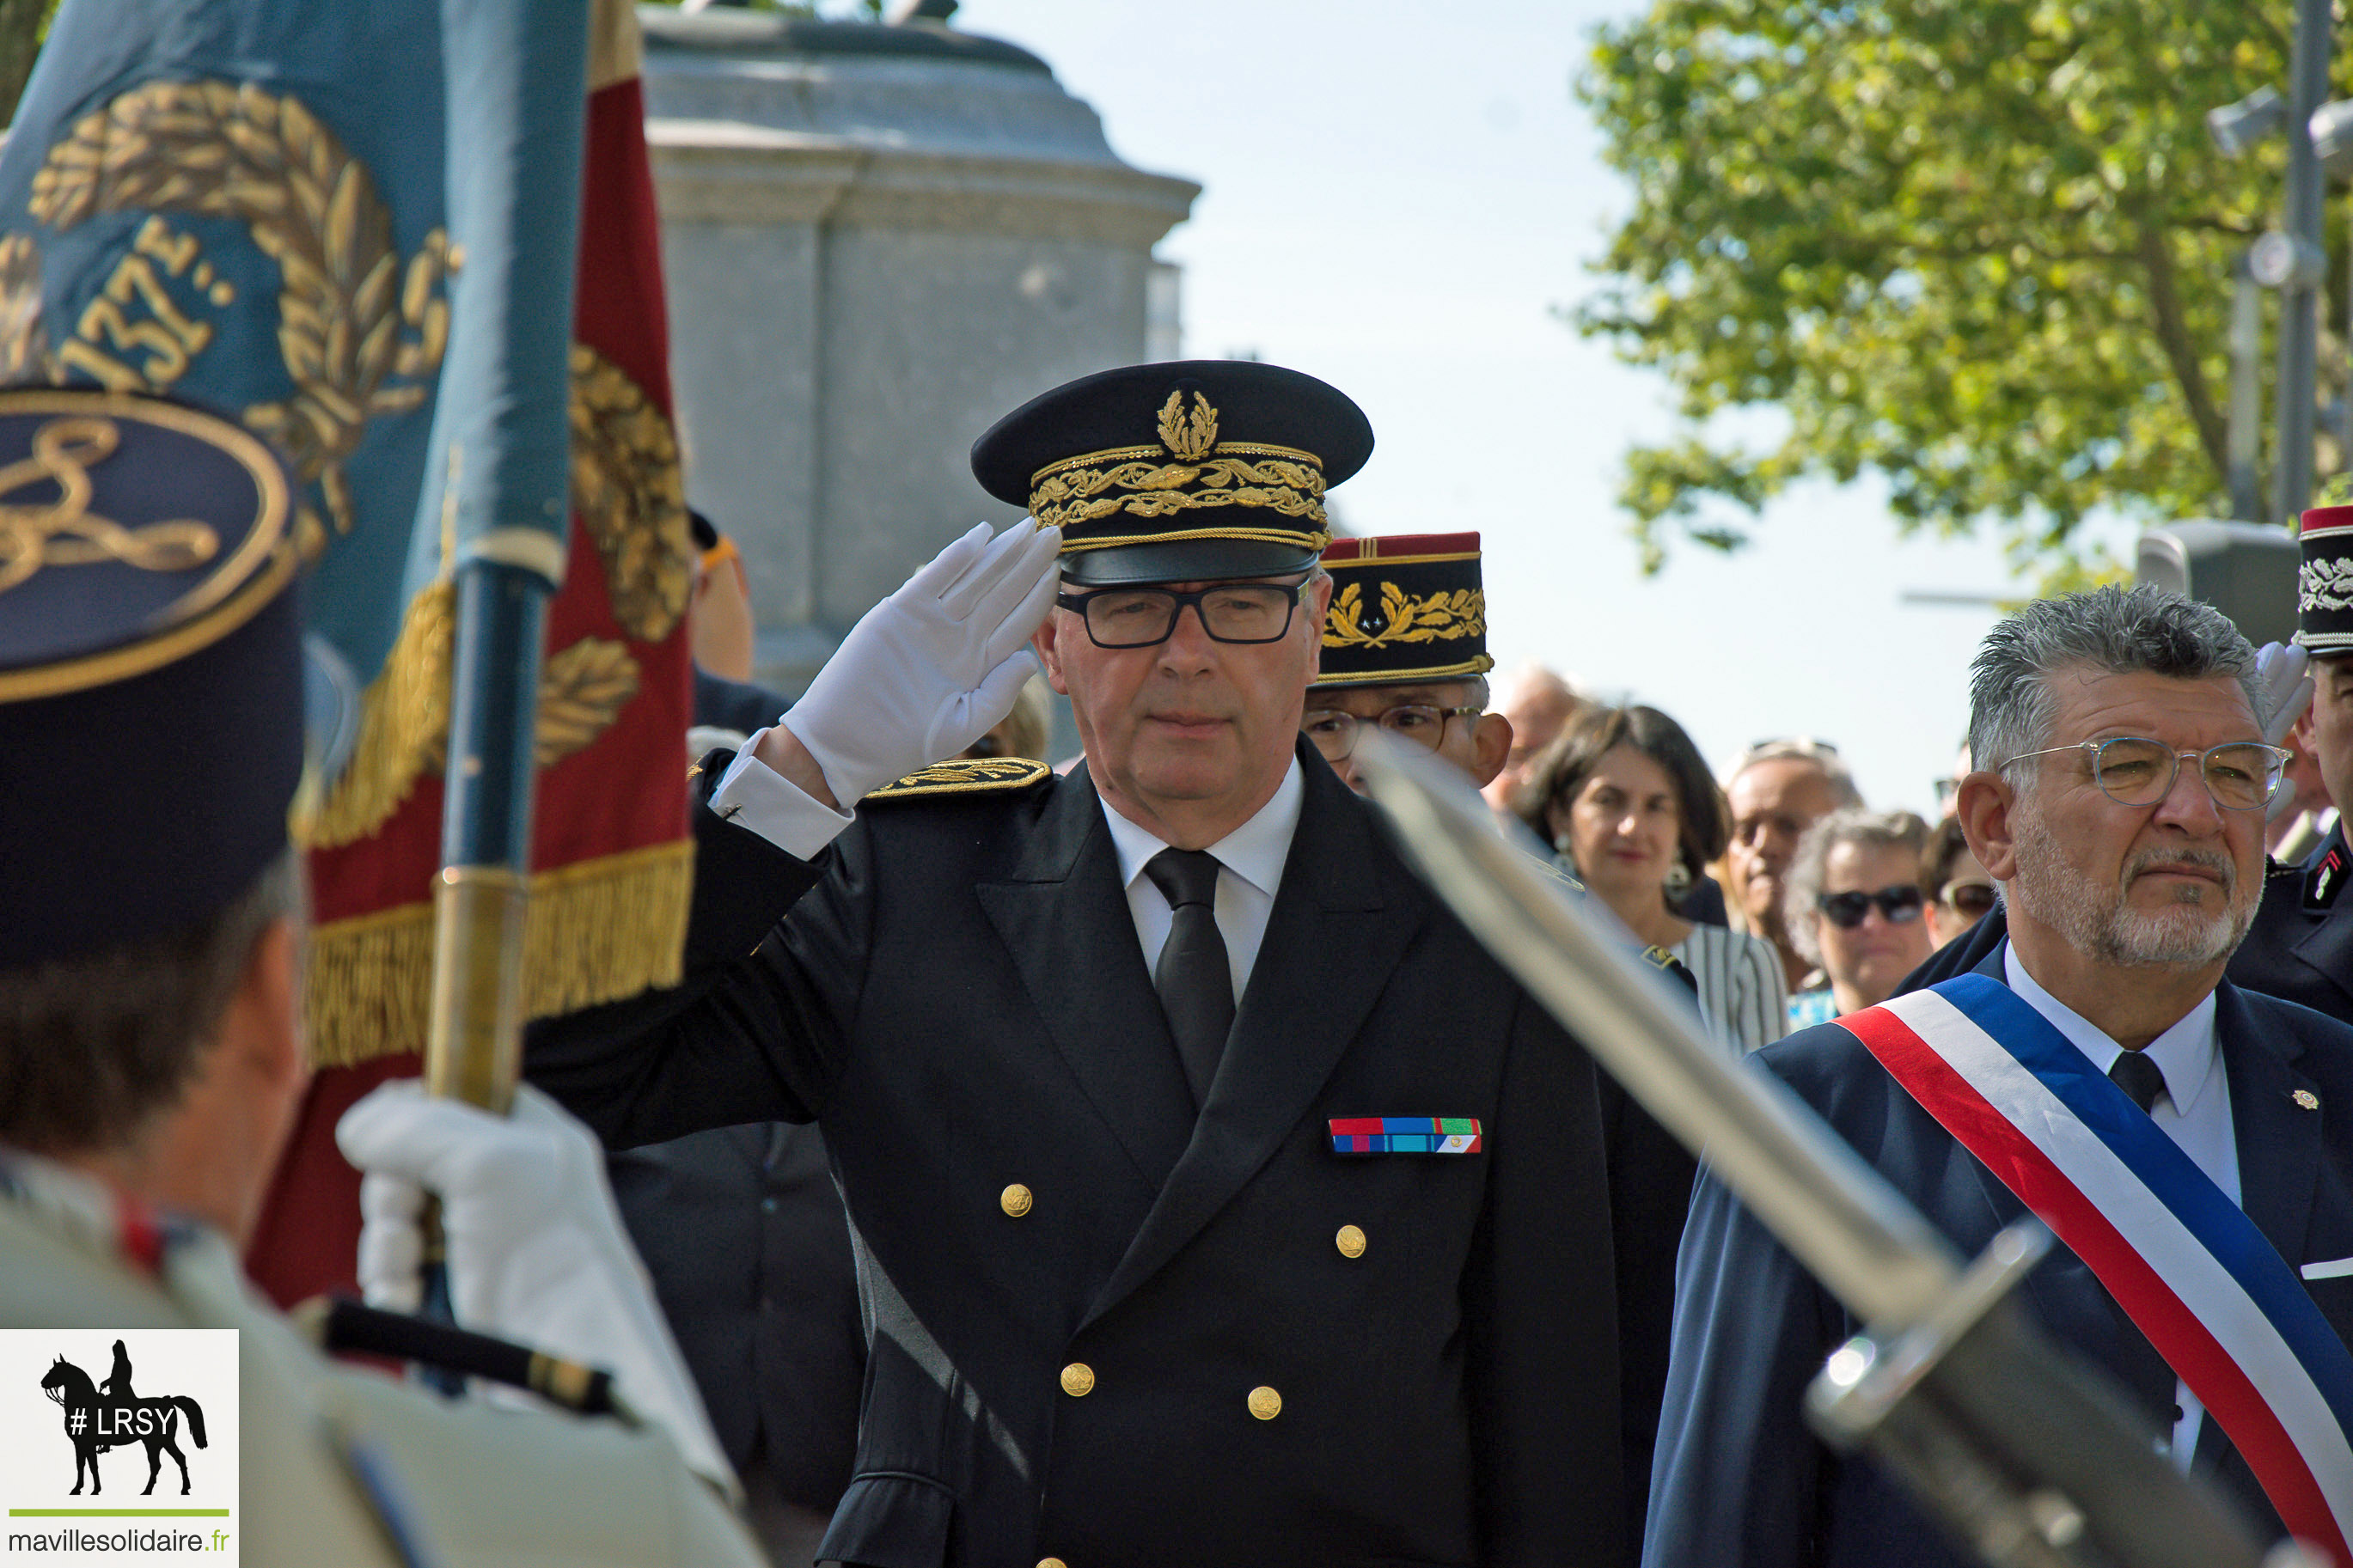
(1027, 389, 1330, 550)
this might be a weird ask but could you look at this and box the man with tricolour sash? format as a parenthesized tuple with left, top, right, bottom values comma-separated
(1647, 584, 2353, 1568)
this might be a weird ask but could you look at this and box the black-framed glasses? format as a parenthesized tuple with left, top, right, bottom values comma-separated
(1817, 885, 1925, 929)
(1054, 581, 1307, 649)
(2006, 737, 2291, 813)
(1302, 705, 1482, 761)
(1939, 881, 1997, 920)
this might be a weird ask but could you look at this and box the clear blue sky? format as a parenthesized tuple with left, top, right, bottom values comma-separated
(951, 0, 2136, 815)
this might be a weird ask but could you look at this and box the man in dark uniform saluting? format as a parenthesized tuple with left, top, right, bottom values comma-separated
(530, 361, 1632, 1568)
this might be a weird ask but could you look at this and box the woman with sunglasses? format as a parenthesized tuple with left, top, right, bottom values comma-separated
(1523, 705, 1788, 1054)
(1920, 815, 1998, 951)
(1782, 808, 1934, 1028)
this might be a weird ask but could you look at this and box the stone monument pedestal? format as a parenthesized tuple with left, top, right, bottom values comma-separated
(640, 9, 1199, 693)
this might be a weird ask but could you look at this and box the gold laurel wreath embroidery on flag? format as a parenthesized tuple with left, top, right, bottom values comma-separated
(1321, 582, 1487, 650)
(569, 341, 692, 643)
(530, 637, 641, 768)
(28, 78, 456, 540)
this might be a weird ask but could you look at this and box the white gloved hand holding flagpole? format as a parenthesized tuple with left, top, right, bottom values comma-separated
(336, 1081, 736, 1494)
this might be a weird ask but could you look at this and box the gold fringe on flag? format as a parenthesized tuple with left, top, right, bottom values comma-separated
(303, 837, 694, 1067)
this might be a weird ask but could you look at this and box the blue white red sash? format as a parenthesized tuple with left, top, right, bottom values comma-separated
(1842, 973, 2353, 1563)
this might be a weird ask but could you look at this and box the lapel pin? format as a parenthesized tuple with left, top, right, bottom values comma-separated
(2295, 1089, 2321, 1111)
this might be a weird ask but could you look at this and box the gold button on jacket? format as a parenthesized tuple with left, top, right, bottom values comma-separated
(1248, 1385, 1281, 1420)
(1060, 1363, 1095, 1397)
(1001, 1183, 1033, 1217)
(1038, 1559, 1067, 1568)
(1335, 1223, 1366, 1259)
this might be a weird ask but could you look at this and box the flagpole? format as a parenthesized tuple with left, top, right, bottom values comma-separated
(422, 0, 591, 1117)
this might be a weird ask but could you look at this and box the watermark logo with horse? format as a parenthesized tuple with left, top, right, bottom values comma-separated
(0, 1328, 237, 1565)
(40, 1341, 208, 1496)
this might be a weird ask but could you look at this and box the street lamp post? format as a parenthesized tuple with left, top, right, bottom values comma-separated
(2279, 0, 2333, 519)
(2228, 246, 2265, 521)
(2310, 97, 2353, 481)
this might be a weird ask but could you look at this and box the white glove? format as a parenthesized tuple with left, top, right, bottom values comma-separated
(2254, 642, 2314, 822)
(336, 1081, 736, 1494)
(786, 520, 1061, 802)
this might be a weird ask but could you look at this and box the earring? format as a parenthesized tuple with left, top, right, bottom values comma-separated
(1554, 832, 1574, 857)
(1664, 859, 1694, 900)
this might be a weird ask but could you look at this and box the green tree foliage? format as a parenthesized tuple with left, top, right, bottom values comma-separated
(0, 0, 58, 125)
(1576, 2, 2338, 578)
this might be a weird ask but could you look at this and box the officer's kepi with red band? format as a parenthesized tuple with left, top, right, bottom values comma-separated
(1841, 973, 2353, 1563)
(1313, 531, 1492, 690)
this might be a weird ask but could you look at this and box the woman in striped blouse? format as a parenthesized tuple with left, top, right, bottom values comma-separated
(1522, 705, 1788, 1054)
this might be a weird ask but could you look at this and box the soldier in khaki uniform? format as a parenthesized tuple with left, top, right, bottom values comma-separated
(0, 388, 764, 1568)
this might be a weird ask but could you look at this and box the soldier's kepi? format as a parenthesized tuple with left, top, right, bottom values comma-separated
(0, 389, 305, 972)
(1296, 530, 1511, 798)
(971, 357, 1372, 583)
(2295, 508, 2353, 916)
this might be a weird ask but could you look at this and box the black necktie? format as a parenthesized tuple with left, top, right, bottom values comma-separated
(2110, 1049, 2168, 1114)
(1145, 849, 1234, 1105)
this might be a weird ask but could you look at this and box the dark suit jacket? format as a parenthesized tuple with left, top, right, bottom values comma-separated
(1904, 843, 2353, 1030)
(530, 742, 1629, 1568)
(2234, 823, 2353, 1025)
(1643, 946, 2353, 1568)
(608, 1122, 865, 1512)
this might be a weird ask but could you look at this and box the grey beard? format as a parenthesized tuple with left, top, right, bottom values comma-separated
(2008, 808, 2254, 969)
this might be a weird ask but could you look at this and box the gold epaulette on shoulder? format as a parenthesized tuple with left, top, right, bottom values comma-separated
(1640, 943, 1681, 973)
(864, 757, 1053, 802)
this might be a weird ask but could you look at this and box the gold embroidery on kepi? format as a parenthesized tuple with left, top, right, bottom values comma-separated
(0, 417, 221, 595)
(865, 757, 1052, 800)
(0, 392, 294, 705)
(969, 360, 1373, 587)
(1025, 386, 1329, 543)
(1313, 532, 1494, 689)
(2294, 509, 2353, 656)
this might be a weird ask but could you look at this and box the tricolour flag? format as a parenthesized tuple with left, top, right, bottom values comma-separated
(1845, 975, 2353, 1563)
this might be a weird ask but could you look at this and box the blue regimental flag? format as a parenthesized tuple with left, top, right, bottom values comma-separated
(0, 3, 459, 697)
(0, 0, 697, 1309)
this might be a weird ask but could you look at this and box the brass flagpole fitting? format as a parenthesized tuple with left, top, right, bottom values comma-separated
(425, 863, 530, 1113)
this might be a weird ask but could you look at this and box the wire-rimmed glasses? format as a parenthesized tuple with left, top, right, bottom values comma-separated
(2003, 736, 2291, 812)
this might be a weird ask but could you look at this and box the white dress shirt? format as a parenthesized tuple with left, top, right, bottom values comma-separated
(706, 736, 1306, 1006)
(2002, 943, 2234, 1468)
(1097, 760, 1305, 1004)
(708, 727, 862, 861)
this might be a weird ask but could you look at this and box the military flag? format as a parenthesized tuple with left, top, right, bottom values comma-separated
(0, 0, 697, 1305)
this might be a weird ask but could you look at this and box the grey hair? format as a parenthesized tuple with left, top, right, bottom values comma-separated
(1723, 738, 1862, 810)
(1783, 808, 1931, 967)
(1970, 585, 2258, 782)
(0, 849, 303, 1154)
